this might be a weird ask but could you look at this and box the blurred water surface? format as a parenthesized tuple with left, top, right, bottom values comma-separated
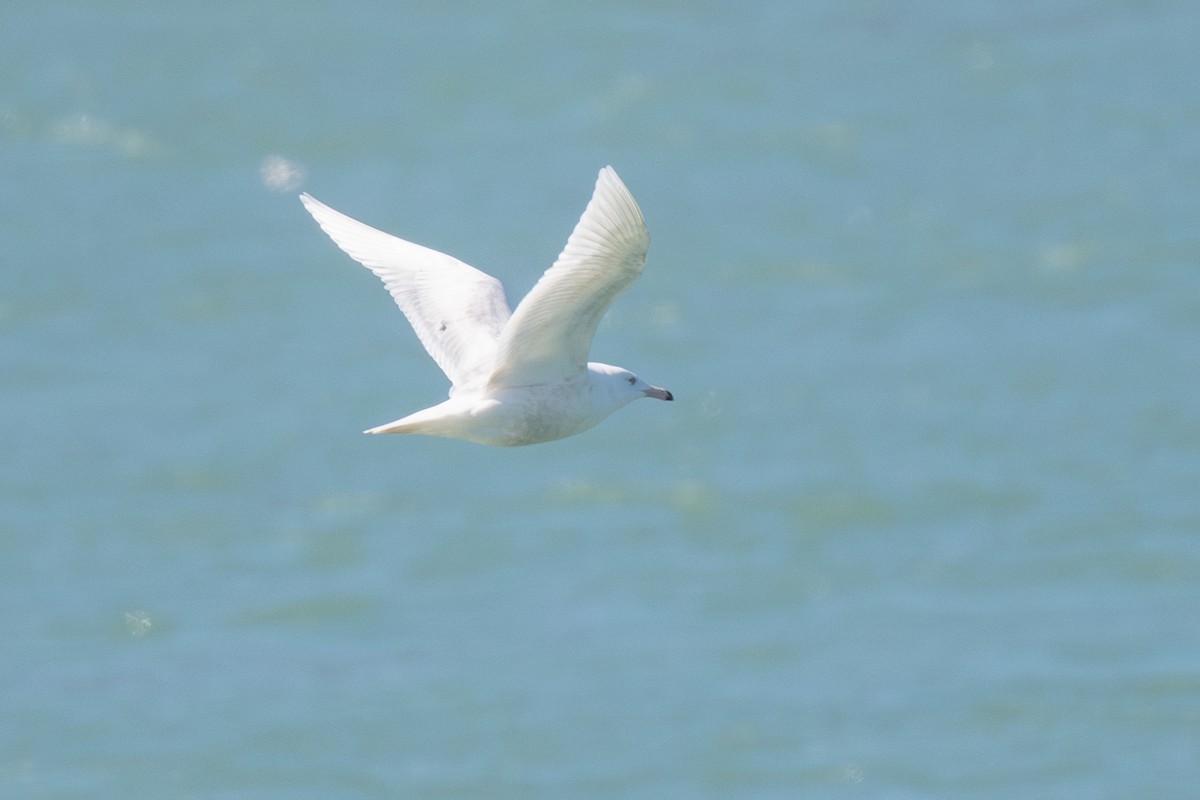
(2, 2, 1198, 797)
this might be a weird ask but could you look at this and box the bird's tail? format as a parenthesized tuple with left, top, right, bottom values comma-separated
(363, 400, 461, 436)
(364, 418, 416, 435)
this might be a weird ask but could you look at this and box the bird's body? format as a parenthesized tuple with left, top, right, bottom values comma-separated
(300, 167, 671, 446)
(365, 363, 651, 446)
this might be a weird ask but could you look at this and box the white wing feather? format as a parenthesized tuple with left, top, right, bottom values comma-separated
(300, 193, 512, 392)
(487, 166, 649, 389)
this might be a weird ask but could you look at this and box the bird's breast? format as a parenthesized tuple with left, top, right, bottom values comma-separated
(470, 382, 597, 446)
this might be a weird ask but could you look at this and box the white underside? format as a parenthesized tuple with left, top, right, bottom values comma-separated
(365, 377, 604, 446)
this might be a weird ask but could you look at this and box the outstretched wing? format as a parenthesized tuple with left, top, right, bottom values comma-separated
(487, 166, 649, 389)
(300, 193, 512, 392)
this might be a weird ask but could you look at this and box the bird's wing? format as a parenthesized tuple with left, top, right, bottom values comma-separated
(300, 193, 511, 392)
(486, 166, 649, 390)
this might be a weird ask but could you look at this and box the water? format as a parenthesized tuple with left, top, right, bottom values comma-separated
(2, 2, 1199, 797)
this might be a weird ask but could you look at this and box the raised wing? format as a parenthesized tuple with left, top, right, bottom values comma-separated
(300, 193, 512, 392)
(487, 166, 649, 389)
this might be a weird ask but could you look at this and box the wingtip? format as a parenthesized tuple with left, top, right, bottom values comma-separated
(596, 166, 635, 202)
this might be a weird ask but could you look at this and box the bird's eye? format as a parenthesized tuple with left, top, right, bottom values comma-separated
(627, 376, 637, 385)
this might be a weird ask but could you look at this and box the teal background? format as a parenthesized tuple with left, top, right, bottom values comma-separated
(2, 2, 1198, 797)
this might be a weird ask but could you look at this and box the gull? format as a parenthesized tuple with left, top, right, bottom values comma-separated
(300, 166, 673, 446)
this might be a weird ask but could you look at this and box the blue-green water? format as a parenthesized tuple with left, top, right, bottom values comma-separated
(3, 2, 1199, 797)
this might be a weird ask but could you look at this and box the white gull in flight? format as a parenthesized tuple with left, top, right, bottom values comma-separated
(300, 166, 672, 446)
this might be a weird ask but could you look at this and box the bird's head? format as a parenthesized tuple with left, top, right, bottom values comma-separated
(588, 362, 673, 407)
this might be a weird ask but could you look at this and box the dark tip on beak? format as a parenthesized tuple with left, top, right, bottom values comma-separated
(645, 385, 673, 401)
(664, 389, 674, 401)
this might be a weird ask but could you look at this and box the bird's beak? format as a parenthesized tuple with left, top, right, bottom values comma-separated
(644, 385, 673, 401)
